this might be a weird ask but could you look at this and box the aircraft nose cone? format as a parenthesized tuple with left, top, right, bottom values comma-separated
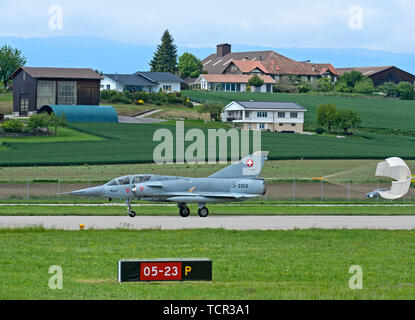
(70, 186, 104, 197)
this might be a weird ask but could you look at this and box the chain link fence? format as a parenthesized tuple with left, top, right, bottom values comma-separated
(0, 180, 413, 202)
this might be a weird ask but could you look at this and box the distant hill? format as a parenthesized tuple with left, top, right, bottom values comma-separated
(1, 36, 414, 75)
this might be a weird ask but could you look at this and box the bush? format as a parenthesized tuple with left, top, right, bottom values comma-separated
(397, 82, 414, 100)
(298, 81, 311, 93)
(316, 77, 333, 92)
(1, 119, 24, 133)
(315, 127, 325, 134)
(353, 77, 375, 94)
(378, 82, 398, 97)
(27, 113, 50, 132)
(186, 102, 194, 108)
(334, 80, 353, 93)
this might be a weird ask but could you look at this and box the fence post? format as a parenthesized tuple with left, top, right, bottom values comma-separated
(376, 182, 379, 203)
(347, 181, 350, 202)
(293, 180, 296, 202)
(320, 180, 324, 201)
(57, 178, 60, 202)
(26, 179, 30, 201)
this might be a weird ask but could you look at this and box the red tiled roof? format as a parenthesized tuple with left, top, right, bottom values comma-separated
(198, 74, 276, 84)
(230, 60, 272, 74)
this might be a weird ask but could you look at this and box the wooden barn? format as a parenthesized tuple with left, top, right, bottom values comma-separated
(9, 67, 101, 116)
(337, 66, 415, 86)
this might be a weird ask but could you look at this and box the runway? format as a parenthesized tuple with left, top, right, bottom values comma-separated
(1, 215, 415, 230)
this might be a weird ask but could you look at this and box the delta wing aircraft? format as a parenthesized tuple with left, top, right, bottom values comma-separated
(70, 151, 268, 217)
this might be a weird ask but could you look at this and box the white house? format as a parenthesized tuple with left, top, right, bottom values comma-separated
(222, 101, 307, 133)
(101, 72, 184, 93)
(192, 74, 275, 93)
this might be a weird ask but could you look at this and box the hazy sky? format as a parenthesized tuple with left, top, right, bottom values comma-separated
(1, 0, 414, 52)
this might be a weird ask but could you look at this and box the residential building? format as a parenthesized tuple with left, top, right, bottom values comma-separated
(336, 66, 415, 86)
(222, 101, 307, 133)
(201, 44, 339, 85)
(192, 74, 276, 92)
(9, 67, 101, 116)
(102, 72, 184, 93)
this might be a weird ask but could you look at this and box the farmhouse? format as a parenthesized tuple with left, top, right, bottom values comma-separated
(9, 67, 101, 116)
(101, 72, 184, 93)
(200, 43, 339, 87)
(336, 66, 415, 86)
(222, 101, 307, 133)
(192, 74, 276, 92)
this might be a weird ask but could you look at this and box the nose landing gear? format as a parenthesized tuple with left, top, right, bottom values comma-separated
(126, 199, 136, 218)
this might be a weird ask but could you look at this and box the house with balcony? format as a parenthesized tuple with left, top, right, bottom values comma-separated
(222, 101, 307, 133)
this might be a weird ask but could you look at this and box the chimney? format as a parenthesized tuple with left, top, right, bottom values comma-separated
(217, 43, 231, 57)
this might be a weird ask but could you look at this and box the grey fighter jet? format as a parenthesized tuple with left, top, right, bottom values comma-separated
(70, 151, 268, 218)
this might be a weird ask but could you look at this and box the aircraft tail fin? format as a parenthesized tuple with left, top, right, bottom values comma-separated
(208, 151, 268, 179)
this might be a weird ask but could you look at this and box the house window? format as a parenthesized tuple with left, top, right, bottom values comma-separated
(278, 112, 285, 118)
(37, 80, 56, 108)
(231, 83, 236, 92)
(257, 112, 268, 118)
(236, 84, 241, 92)
(279, 123, 283, 126)
(245, 111, 250, 118)
(290, 112, 298, 118)
(106, 84, 111, 90)
(20, 98, 29, 111)
(58, 81, 77, 105)
(291, 123, 296, 127)
(163, 85, 172, 91)
(259, 123, 265, 129)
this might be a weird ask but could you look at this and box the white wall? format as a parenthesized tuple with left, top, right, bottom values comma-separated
(101, 76, 124, 92)
(155, 82, 181, 93)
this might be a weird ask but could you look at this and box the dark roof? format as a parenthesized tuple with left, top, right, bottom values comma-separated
(231, 101, 307, 111)
(104, 74, 157, 86)
(10, 67, 101, 80)
(336, 66, 415, 78)
(136, 72, 185, 83)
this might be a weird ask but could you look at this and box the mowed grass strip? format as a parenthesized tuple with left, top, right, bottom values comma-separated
(1, 228, 415, 299)
(1, 204, 415, 216)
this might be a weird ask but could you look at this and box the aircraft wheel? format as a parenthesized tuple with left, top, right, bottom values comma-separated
(179, 206, 190, 217)
(198, 207, 209, 218)
(128, 211, 136, 218)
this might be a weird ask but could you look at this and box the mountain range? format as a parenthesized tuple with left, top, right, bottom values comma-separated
(1, 36, 414, 75)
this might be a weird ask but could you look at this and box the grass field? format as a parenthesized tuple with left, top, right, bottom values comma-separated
(1, 122, 415, 166)
(0, 159, 414, 183)
(184, 91, 415, 131)
(0, 204, 415, 216)
(0, 92, 12, 114)
(1, 228, 415, 299)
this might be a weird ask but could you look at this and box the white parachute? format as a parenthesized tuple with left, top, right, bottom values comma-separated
(366, 157, 412, 200)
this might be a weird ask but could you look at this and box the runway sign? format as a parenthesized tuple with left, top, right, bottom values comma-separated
(118, 259, 212, 282)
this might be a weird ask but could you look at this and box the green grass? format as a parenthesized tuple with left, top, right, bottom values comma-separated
(0, 159, 413, 183)
(0, 92, 12, 114)
(1, 122, 415, 166)
(0, 127, 103, 143)
(2, 228, 415, 299)
(184, 91, 415, 131)
(0, 204, 415, 216)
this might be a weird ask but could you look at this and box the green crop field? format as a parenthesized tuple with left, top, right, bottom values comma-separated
(1, 228, 415, 299)
(184, 91, 415, 131)
(1, 122, 415, 166)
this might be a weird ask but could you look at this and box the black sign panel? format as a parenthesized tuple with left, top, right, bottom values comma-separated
(118, 259, 212, 282)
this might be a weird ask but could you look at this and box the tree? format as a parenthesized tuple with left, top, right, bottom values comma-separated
(397, 82, 414, 100)
(317, 103, 337, 133)
(0, 45, 27, 89)
(334, 79, 353, 93)
(316, 77, 333, 92)
(378, 81, 398, 97)
(198, 102, 223, 121)
(335, 110, 361, 134)
(248, 75, 264, 91)
(353, 77, 374, 94)
(178, 52, 204, 79)
(149, 30, 178, 73)
(338, 71, 363, 87)
(48, 113, 67, 136)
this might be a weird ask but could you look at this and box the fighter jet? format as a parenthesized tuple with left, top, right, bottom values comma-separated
(70, 151, 268, 218)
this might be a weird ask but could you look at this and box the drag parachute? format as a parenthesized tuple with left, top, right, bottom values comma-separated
(366, 157, 412, 200)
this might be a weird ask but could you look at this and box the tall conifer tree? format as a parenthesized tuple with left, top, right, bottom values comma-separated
(149, 30, 178, 73)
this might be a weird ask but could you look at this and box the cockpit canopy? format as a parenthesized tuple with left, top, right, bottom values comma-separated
(106, 175, 151, 186)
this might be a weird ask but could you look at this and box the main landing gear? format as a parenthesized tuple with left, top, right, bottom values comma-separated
(126, 199, 136, 218)
(178, 203, 209, 217)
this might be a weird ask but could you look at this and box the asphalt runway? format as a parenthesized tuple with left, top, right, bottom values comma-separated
(1, 215, 415, 230)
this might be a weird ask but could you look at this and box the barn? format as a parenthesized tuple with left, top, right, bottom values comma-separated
(9, 67, 102, 116)
(337, 66, 415, 86)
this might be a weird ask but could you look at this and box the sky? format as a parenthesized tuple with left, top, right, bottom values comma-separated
(0, 0, 415, 53)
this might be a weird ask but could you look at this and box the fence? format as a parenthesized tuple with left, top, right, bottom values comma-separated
(0, 180, 413, 202)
